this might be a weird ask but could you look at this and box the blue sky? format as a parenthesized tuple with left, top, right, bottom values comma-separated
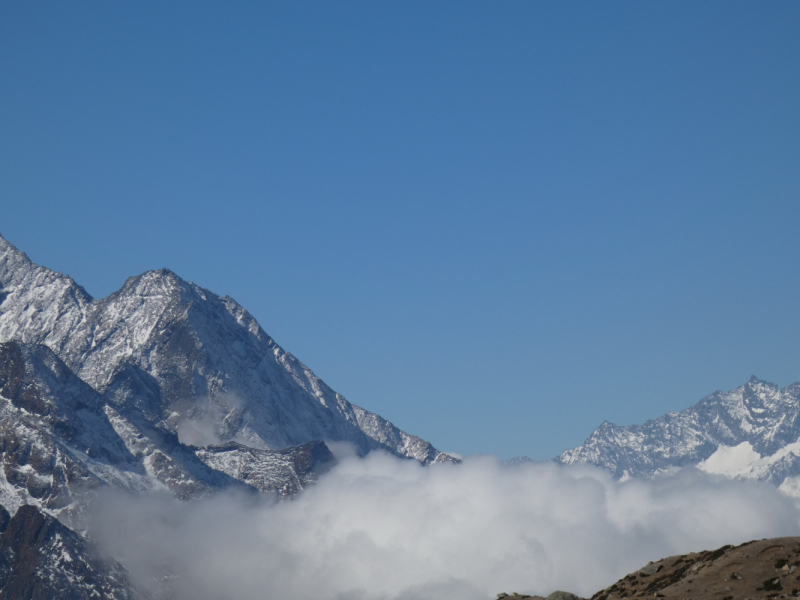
(2, 2, 799, 459)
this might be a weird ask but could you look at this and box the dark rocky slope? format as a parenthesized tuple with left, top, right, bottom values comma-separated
(0, 503, 141, 599)
(590, 537, 800, 600)
(499, 537, 800, 600)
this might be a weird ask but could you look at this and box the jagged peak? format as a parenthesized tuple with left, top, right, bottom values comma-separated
(0, 235, 34, 268)
(742, 376, 780, 394)
(138, 267, 181, 281)
(0, 235, 93, 302)
(0, 237, 452, 467)
(113, 268, 189, 298)
(132, 268, 214, 295)
(747, 374, 771, 385)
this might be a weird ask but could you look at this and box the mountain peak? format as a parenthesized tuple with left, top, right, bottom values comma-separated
(0, 235, 34, 274)
(557, 375, 800, 487)
(0, 238, 454, 468)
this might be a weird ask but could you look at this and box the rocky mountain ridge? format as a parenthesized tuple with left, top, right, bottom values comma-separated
(556, 376, 800, 495)
(498, 537, 800, 600)
(0, 235, 452, 463)
(588, 536, 800, 600)
(0, 233, 456, 597)
(0, 235, 454, 514)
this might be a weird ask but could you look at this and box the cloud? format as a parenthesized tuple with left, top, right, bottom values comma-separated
(87, 453, 800, 600)
(173, 393, 244, 447)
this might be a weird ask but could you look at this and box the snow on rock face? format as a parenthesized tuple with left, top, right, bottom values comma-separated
(0, 503, 140, 600)
(0, 235, 454, 466)
(697, 442, 762, 476)
(557, 376, 800, 494)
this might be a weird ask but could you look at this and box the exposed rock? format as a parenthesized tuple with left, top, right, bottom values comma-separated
(640, 562, 663, 576)
(589, 537, 800, 600)
(497, 538, 800, 600)
(0, 503, 141, 599)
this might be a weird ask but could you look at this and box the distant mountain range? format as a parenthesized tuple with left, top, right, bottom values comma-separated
(556, 376, 800, 496)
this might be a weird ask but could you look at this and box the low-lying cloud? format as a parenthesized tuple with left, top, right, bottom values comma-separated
(174, 394, 244, 447)
(88, 452, 800, 600)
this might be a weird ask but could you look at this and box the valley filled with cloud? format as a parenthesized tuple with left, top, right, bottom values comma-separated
(87, 450, 800, 600)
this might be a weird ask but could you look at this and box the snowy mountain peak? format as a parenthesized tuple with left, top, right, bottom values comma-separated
(557, 377, 800, 493)
(0, 236, 454, 469)
(0, 235, 91, 302)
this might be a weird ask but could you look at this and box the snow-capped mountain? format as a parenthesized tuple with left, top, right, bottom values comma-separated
(0, 235, 452, 457)
(557, 376, 800, 494)
(0, 235, 453, 515)
(0, 234, 457, 598)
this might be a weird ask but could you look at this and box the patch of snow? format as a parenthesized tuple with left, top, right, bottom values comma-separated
(778, 475, 800, 497)
(697, 442, 762, 477)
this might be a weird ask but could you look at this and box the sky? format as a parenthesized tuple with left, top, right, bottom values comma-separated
(1, 2, 799, 460)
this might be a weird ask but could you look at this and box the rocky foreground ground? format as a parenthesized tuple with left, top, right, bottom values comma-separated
(498, 537, 800, 600)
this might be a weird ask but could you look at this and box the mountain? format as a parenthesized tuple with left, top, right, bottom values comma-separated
(0, 235, 456, 507)
(496, 536, 800, 600)
(0, 235, 452, 465)
(557, 376, 800, 494)
(0, 234, 459, 598)
(0, 337, 336, 512)
(587, 536, 800, 600)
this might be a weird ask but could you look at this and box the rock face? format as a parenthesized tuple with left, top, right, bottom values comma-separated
(589, 537, 800, 600)
(0, 503, 141, 599)
(557, 377, 800, 494)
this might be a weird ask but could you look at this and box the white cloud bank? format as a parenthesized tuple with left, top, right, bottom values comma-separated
(87, 452, 800, 600)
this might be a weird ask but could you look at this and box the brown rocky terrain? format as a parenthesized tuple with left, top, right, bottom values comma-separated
(498, 537, 800, 600)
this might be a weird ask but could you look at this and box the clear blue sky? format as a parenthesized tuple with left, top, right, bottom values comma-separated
(2, 2, 799, 459)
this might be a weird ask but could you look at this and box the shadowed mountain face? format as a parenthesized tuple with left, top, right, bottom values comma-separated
(0, 503, 141, 600)
(557, 377, 800, 494)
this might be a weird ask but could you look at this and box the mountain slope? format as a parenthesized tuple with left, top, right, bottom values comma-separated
(0, 235, 452, 465)
(0, 234, 455, 597)
(0, 339, 336, 519)
(588, 537, 800, 600)
(497, 536, 800, 600)
(0, 503, 141, 599)
(557, 377, 800, 493)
